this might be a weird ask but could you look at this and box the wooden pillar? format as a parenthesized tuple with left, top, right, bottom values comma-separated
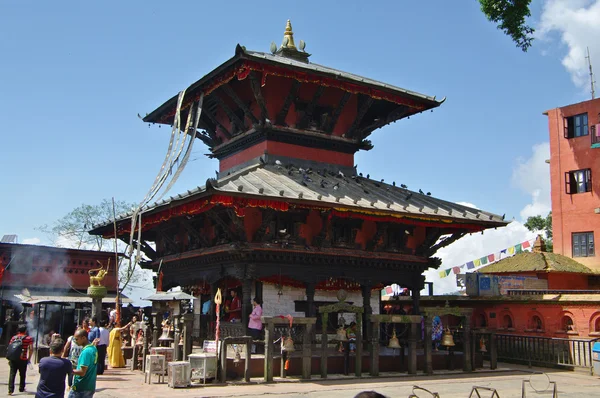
(411, 286, 420, 315)
(264, 321, 274, 382)
(306, 283, 316, 317)
(320, 313, 328, 378)
(408, 322, 417, 375)
(424, 315, 433, 375)
(489, 331, 498, 370)
(242, 278, 252, 335)
(355, 316, 363, 377)
(370, 320, 380, 376)
(244, 338, 251, 382)
(219, 338, 227, 383)
(463, 315, 472, 372)
(302, 323, 312, 379)
(361, 284, 372, 344)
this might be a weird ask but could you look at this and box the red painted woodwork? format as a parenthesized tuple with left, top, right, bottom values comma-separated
(546, 98, 600, 271)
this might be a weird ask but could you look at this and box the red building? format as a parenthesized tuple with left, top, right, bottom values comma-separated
(545, 97, 600, 270)
(0, 242, 120, 344)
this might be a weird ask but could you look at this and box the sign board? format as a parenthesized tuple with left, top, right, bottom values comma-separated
(202, 340, 217, 353)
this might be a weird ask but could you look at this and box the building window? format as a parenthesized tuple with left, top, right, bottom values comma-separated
(531, 315, 543, 330)
(503, 314, 513, 329)
(565, 169, 592, 194)
(564, 113, 588, 138)
(561, 315, 575, 331)
(573, 232, 595, 257)
(595, 318, 600, 333)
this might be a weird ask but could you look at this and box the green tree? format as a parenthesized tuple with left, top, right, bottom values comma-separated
(524, 212, 553, 252)
(479, 0, 534, 52)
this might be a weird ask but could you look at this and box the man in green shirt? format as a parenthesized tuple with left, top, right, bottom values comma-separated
(69, 329, 98, 398)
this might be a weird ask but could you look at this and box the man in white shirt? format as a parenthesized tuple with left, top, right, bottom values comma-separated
(96, 319, 110, 375)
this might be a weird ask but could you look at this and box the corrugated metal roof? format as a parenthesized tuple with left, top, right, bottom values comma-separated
(95, 163, 506, 229)
(477, 251, 595, 274)
(243, 50, 441, 104)
(15, 293, 132, 305)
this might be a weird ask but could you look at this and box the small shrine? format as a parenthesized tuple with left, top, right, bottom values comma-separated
(90, 21, 506, 377)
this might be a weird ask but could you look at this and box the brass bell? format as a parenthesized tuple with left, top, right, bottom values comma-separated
(441, 328, 455, 347)
(479, 337, 487, 353)
(282, 336, 295, 352)
(388, 328, 401, 349)
(158, 326, 173, 342)
(335, 326, 348, 342)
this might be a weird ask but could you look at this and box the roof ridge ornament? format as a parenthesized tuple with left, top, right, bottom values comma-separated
(271, 20, 310, 63)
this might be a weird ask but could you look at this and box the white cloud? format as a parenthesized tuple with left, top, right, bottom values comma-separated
(424, 222, 536, 294)
(22, 237, 41, 245)
(538, 0, 600, 91)
(511, 143, 551, 220)
(456, 202, 479, 209)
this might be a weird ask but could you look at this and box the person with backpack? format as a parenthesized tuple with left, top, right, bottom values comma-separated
(7, 324, 33, 395)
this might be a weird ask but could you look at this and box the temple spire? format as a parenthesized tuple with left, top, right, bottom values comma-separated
(281, 20, 297, 50)
(272, 20, 310, 63)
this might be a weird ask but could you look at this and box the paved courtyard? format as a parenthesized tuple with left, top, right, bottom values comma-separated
(2, 360, 600, 397)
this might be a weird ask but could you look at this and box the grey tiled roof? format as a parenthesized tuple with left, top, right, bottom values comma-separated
(97, 163, 506, 229)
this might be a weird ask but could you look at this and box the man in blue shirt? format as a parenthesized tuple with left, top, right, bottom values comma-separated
(36, 339, 72, 398)
(69, 329, 98, 398)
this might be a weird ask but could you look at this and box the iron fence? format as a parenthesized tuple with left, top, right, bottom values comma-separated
(495, 333, 599, 371)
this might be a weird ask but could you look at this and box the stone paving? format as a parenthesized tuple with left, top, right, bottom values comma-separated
(2, 359, 600, 397)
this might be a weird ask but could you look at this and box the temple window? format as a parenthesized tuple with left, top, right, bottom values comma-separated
(564, 113, 588, 138)
(572, 232, 594, 257)
(477, 313, 487, 328)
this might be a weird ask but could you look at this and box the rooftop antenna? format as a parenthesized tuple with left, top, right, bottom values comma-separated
(586, 47, 596, 99)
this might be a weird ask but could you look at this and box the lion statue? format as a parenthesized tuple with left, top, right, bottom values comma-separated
(89, 259, 110, 287)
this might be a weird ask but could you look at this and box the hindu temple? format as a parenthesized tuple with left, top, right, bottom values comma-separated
(90, 21, 507, 376)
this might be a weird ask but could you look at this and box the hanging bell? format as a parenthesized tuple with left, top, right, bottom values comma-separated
(479, 337, 487, 353)
(441, 328, 455, 347)
(158, 326, 173, 342)
(388, 328, 401, 349)
(233, 350, 242, 364)
(282, 336, 295, 352)
(335, 326, 348, 342)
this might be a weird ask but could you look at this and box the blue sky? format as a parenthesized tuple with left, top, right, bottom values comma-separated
(2, 1, 599, 299)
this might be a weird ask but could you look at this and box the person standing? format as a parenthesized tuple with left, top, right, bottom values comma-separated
(7, 324, 33, 395)
(87, 317, 100, 347)
(69, 329, 98, 398)
(96, 319, 110, 375)
(35, 339, 72, 398)
(248, 298, 263, 353)
(107, 321, 131, 368)
(227, 290, 241, 322)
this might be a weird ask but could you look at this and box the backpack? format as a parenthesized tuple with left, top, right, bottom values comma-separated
(6, 336, 24, 361)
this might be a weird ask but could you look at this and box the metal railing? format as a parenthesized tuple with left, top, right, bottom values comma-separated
(506, 289, 600, 296)
(496, 333, 599, 370)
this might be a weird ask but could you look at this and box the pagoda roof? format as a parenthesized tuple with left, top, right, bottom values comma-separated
(477, 251, 595, 274)
(91, 161, 506, 235)
(142, 45, 444, 126)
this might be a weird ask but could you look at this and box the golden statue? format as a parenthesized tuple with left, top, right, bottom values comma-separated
(89, 259, 110, 287)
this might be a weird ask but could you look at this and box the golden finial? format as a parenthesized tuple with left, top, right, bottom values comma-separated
(281, 19, 297, 50)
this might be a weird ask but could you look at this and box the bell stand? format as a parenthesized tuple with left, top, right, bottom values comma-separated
(318, 290, 364, 379)
(422, 304, 474, 375)
(369, 314, 422, 376)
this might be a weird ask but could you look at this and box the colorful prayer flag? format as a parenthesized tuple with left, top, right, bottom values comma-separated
(466, 261, 475, 269)
(445, 268, 452, 276)
(453, 266, 461, 274)
(481, 256, 488, 265)
(474, 259, 481, 266)
(522, 240, 531, 249)
(501, 249, 507, 254)
(439, 270, 446, 278)
(508, 246, 515, 255)
(515, 243, 523, 253)
(488, 254, 495, 262)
